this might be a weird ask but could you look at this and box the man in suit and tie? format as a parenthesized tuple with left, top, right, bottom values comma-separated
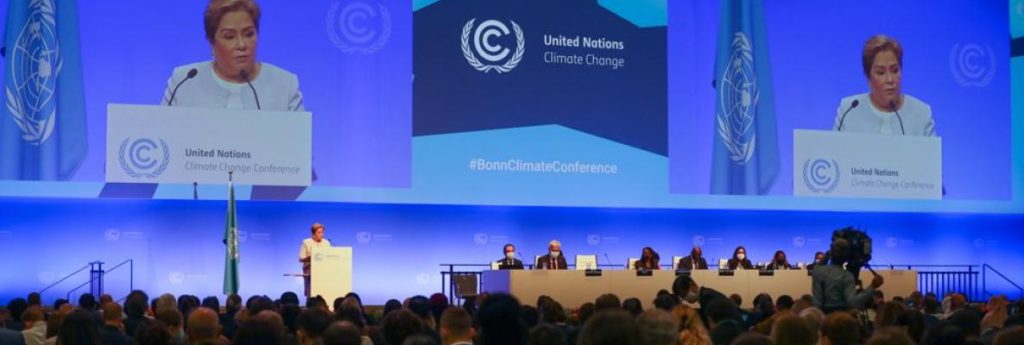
(677, 246, 709, 270)
(536, 240, 568, 270)
(497, 243, 524, 269)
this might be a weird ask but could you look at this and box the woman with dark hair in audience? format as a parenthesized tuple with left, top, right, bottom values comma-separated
(383, 299, 403, 317)
(767, 250, 794, 270)
(727, 246, 754, 270)
(222, 293, 242, 339)
(634, 247, 661, 270)
(57, 309, 101, 345)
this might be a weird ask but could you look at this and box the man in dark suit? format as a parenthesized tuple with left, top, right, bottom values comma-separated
(497, 243, 524, 269)
(99, 303, 132, 345)
(536, 240, 567, 270)
(677, 247, 709, 270)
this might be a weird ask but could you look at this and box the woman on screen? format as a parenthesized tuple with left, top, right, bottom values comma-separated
(833, 35, 934, 136)
(727, 246, 754, 270)
(162, 0, 303, 111)
(633, 246, 660, 270)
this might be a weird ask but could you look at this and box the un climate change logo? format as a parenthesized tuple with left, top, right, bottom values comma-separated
(119, 138, 169, 179)
(326, 0, 391, 54)
(949, 43, 996, 88)
(802, 159, 840, 193)
(5, 0, 62, 145)
(717, 33, 759, 164)
(461, 19, 524, 73)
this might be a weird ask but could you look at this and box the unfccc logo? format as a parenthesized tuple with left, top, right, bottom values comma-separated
(802, 158, 840, 193)
(461, 18, 524, 73)
(949, 43, 996, 88)
(118, 137, 169, 179)
(326, 0, 391, 54)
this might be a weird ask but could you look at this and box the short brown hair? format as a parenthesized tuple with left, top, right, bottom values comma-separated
(204, 0, 261, 43)
(311, 222, 324, 234)
(101, 303, 123, 323)
(862, 35, 903, 77)
(822, 312, 861, 345)
(440, 307, 472, 338)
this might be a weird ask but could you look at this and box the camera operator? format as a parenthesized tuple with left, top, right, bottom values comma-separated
(812, 238, 884, 313)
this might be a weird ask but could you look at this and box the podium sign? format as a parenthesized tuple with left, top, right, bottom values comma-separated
(793, 130, 941, 199)
(311, 246, 353, 308)
(106, 104, 311, 186)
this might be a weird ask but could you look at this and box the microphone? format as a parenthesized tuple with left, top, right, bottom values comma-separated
(166, 68, 198, 106)
(603, 253, 612, 269)
(888, 100, 906, 135)
(239, 69, 262, 110)
(836, 99, 859, 131)
(193, 182, 198, 200)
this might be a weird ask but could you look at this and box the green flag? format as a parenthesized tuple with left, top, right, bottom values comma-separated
(223, 180, 239, 294)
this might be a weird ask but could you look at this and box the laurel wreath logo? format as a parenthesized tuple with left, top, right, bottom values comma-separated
(118, 138, 170, 179)
(802, 159, 840, 193)
(461, 19, 524, 74)
(326, 1, 391, 54)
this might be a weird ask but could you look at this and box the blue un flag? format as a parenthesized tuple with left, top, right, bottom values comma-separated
(710, 0, 779, 195)
(1, 0, 87, 180)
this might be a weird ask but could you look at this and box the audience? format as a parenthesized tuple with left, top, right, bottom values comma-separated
(7, 280, 1024, 345)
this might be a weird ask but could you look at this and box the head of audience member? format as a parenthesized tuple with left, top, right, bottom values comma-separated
(430, 293, 449, 325)
(100, 303, 123, 328)
(829, 239, 850, 265)
(332, 297, 346, 314)
(187, 307, 221, 345)
(706, 298, 743, 345)
(78, 293, 98, 311)
(53, 298, 70, 311)
(994, 325, 1024, 345)
(279, 292, 300, 306)
(594, 294, 621, 312)
(125, 290, 150, 321)
(776, 295, 795, 312)
(640, 247, 659, 262)
(527, 323, 563, 345)
(135, 320, 174, 345)
(520, 305, 539, 329)
(296, 307, 333, 345)
(201, 296, 220, 312)
(539, 300, 566, 325)
(547, 240, 562, 258)
(280, 304, 302, 335)
(622, 298, 643, 317)
(381, 309, 424, 345)
(26, 292, 41, 307)
(813, 251, 826, 265)
(821, 311, 860, 345)
(771, 314, 818, 345)
(99, 294, 114, 308)
(671, 275, 700, 304)
(306, 295, 328, 311)
(21, 306, 45, 330)
(923, 296, 941, 315)
(225, 294, 242, 315)
(635, 309, 677, 345)
(652, 294, 678, 312)
(156, 307, 185, 343)
(578, 309, 639, 345)
(384, 299, 403, 317)
(947, 309, 982, 339)
(729, 294, 743, 309)
(343, 293, 367, 316)
(320, 321, 361, 345)
(922, 321, 966, 345)
(439, 307, 474, 345)
(731, 332, 773, 345)
(752, 293, 773, 316)
(577, 302, 596, 326)
(798, 307, 825, 336)
(58, 309, 102, 345)
(477, 293, 526, 345)
(335, 305, 365, 333)
(407, 295, 434, 328)
(871, 290, 886, 310)
(867, 326, 915, 345)
(247, 295, 276, 315)
(675, 305, 710, 344)
(156, 294, 177, 314)
(233, 311, 288, 345)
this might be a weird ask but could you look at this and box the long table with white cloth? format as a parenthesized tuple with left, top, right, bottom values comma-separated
(481, 269, 916, 308)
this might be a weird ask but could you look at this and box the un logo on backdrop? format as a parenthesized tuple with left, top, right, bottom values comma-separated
(461, 19, 524, 73)
(949, 43, 996, 88)
(326, 0, 391, 54)
(118, 138, 169, 179)
(717, 33, 759, 164)
(802, 158, 840, 193)
(5, 0, 61, 145)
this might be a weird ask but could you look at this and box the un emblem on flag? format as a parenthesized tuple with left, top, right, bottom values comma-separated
(118, 138, 170, 179)
(4, 0, 62, 145)
(461, 19, 524, 73)
(716, 33, 759, 164)
(802, 159, 840, 193)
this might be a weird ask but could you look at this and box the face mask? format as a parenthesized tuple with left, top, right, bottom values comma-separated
(505, 252, 515, 260)
(684, 291, 698, 304)
(737, 254, 746, 260)
(550, 251, 560, 258)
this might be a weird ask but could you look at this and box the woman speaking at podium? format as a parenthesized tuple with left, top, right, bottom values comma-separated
(299, 223, 331, 297)
(833, 35, 935, 137)
(162, 0, 304, 111)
